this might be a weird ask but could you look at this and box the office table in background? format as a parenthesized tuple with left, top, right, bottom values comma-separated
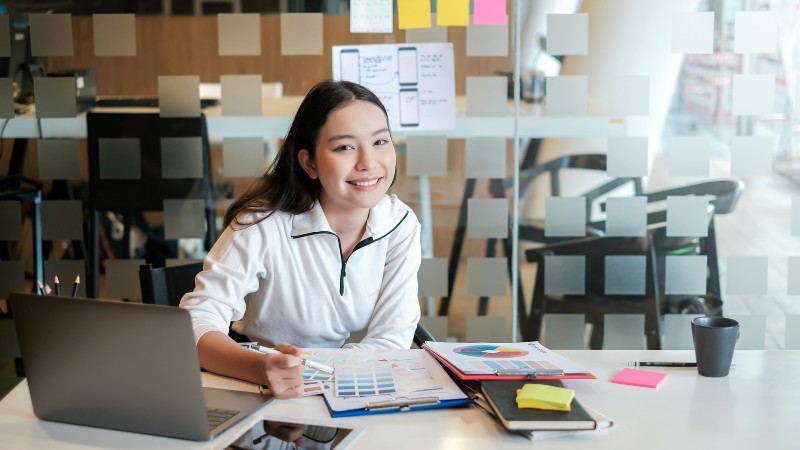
(0, 350, 797, 449)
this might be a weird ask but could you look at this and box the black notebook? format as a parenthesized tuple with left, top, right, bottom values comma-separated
(481, 380, 597, 431)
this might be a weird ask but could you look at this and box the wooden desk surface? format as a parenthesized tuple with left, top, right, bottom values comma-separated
(1, 350, 798, 449)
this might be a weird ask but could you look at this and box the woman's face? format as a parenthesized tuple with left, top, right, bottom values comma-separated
(298, 100, 396, 218)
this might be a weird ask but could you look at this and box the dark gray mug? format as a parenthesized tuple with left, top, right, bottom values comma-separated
(691, 316, 739, 377)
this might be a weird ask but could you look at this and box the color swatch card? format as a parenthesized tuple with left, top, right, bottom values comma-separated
(334, 361, 397, 397)
(302, 349, 371, 382)
(611, 367, 669, 389)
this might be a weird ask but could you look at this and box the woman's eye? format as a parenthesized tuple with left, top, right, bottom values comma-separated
(374, 139, 389, 146)
(335, 144, 355, 151)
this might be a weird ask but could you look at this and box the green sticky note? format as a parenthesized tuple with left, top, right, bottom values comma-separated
(516, 383, 575, 409)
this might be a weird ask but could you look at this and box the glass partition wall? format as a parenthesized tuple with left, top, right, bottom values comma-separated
(0, 0, 798, 351)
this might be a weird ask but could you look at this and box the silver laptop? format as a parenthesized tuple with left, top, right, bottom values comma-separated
(10, 293, 273, 441)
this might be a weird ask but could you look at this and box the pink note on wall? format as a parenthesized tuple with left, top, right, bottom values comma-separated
(611, 367, 669, 389)
(473, 0, 506, 25)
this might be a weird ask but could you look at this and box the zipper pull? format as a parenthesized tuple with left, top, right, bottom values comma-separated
(339, 260, 347, 295)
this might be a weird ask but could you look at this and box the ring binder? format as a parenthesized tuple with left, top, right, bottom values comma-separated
(366, 396, 441, 412)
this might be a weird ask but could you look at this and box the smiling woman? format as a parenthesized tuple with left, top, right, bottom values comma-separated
(179, 80, 422, 399)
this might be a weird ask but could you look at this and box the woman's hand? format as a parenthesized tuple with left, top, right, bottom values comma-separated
(260, 342, 304, 399)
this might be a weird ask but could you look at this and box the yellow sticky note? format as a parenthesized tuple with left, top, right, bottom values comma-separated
(516, 384, 575, 409)
(437, 0, 469, 26)
(517, 400, 572, 411)
(398, 0, 431, 30)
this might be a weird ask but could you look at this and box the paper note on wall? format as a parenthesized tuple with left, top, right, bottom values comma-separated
(474, 0, 507, 25)
(332, 43, 456, 132)
(350, 0, 393, 33)
(437, 0, 469, 27)
(398, 0, 432, 29)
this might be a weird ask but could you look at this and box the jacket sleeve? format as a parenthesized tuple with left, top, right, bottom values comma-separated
(179, 221, 268, 345)
(345, 210, 422, 349)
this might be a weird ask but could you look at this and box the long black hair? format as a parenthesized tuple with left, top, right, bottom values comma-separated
(223, 80, 390, 229)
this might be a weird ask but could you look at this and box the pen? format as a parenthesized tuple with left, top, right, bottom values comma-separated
(44, 283, 52, 295)
(627, 362, 696, 367)
(37, 280, 45, 295)
(72, 275, 80, 297)
(54, 275, 60, 296)
(238, 343, 335, 374)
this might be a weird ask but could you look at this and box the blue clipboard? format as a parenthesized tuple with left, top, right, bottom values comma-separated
(323, 393, 473, 418)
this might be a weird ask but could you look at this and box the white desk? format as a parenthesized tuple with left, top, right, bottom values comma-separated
(1, 350, 797, 449)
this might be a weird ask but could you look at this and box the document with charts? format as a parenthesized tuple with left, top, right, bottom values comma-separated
(422, 341, 594, 380)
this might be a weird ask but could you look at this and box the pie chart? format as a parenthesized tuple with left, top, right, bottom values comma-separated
(453, 344, 528, 358)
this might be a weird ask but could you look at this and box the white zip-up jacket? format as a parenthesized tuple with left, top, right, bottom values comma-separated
(180, 194, 422, 349)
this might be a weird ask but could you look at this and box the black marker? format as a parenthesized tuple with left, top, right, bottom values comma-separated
(627, 362, 696, 367)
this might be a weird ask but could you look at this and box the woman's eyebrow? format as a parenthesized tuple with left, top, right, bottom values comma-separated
(327, 128, 390, 143)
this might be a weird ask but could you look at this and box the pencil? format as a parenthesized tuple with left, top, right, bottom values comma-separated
(37, 280, 45, 295)
(54, 275, 60, 296)
(72, 275, 80, 297)
(44, 284, 52, 295)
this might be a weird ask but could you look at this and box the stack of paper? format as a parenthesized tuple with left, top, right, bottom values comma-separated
(516, 383, 575, 411)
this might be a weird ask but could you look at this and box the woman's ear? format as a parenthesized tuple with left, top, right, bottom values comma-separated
(298, 149, 318, 179)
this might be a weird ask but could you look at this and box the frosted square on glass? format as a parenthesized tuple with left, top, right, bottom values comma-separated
(0, 261, 24, 298)
(44, 259, 85, 297)
(542, 314, 585, 350)
(732, 74, 775, 116)
(164, 199, 206, 239)
(281, 13, 323, 55)
(0, 77, 14, 118)
(607, 137, 648, 177)
(728, 315, 765, 350)
(792, 198, 800, 237)
(602, 314, 645, 350)
(34, 77, 77, 118)
(105, 259, 145, 300)
(786, 315, 800, 349)
(466, 76, 507, 117)
(93, 14, 136, 56)
(161, 137, 203, 179)
(546, 14, 588, 56)
(668, 136, 710, 176)
(545, 197, 586, 237)
(99, 138, 140, 179)
(734, 11, 776, 54)
(731, 136, 772, 176)
(0, 202, 22, 240)
(465, 137, 506, 179)
(42, 200, 83, 240)
(665, 255, 707, 295)
(727, 256, 767, 295)
(29, 13, 73, 56)
(158, 76, 200, 118)
(544, 255, 585, 295)
(662, 314, 701, 350)
(419, 316, 448, 342)
(221, 74, 262, 116)
(467, 257, 507, 297)
(406, 135, 448, 176)
(223, 137, 266, 178)
(0, 261, 25, 298)
(605, 255, 646, 295)
(546, 76, 587, 116)
(405, 21, 447, 43)
(607, 76, 649, 116)
(789, 257, 800, 294)
(606, 196, 646, 237)
(218, 13, 260, 56)
(466, 19, 508, 57)
(467, 198, 508, 238)
(466, 316, 506, 342)
(672, 12, 713, 54)
(38, 139, 80, 180)
(418, 258, 448, 297)
(0, 16, 9, 56)
(666, 196, 709, 237)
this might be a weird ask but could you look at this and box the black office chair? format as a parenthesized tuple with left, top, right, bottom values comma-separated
(87, 112, 218, 298)
(138, 263, 435, 347)
(523, 179, 745, 349)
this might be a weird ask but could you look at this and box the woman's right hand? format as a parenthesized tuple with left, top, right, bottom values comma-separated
(260, 342, 304, 399)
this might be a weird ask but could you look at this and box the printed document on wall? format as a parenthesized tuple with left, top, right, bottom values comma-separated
(332, 43, 456, 132)
(350, 0, 393, 33)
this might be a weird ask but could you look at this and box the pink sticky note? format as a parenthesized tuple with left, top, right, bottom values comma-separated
(473, 0, 506, 25)
(611, 367, 669, 389)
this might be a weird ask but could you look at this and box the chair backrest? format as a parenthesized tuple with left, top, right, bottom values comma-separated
(139, 262, 203, 307)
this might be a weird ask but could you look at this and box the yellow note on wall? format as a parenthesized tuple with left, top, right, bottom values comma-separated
(437, 0, 469, 26)
(398, 0, 432, 29)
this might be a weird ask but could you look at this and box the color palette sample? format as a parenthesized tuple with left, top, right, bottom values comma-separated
(454, 344, 529, 358)
(471, 359, 562, 373)
(334, 362, 396, 397)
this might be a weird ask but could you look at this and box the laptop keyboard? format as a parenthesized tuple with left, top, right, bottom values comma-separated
(206, 408, 240, 430)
